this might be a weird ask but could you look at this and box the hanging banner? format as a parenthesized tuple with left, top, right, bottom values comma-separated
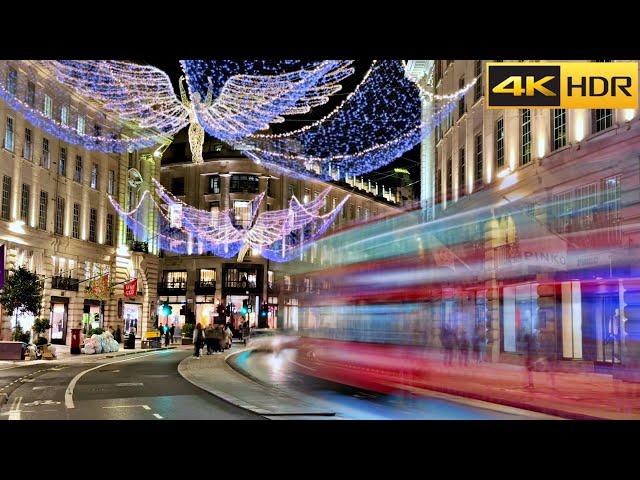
(0, 244, 5, 290)
(124, 278, 138, 297)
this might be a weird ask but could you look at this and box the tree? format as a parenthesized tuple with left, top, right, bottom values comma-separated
(0, 266, 43, 338)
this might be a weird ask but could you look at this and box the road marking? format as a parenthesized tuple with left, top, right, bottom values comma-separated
(23, 400, 61, 407)
(32, 386, 48, 390)
(65, 350, 168, 409)
(20, 378, 35, 383)
(8, 396, 22, 420)
(102, 404, 152, 410)
(115, 382, 144, 387)
(153, 413, 163, 419)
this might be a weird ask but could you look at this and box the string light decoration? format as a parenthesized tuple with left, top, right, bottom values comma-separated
(38, 60, 354, 159)
(108, 179, 348, 262)
(242, 60, 465, 180)
(0, 61, 163, 153)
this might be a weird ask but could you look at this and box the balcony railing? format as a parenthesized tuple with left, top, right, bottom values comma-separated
(195, 280, 216, 294)
(52, 275, 79, 291)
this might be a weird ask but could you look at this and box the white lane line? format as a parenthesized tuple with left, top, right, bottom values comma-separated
(153, 413, 163, 419)
(115, 382, 144, 387)
(32, 386, 48, 390)
(102, 404, 152, 410)
(65, 350, 169, 409)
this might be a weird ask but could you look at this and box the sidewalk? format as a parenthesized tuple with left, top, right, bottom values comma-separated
(0, 340, 178, 369)
(297, 339, 640, 420)
(178, 343, 335, 418)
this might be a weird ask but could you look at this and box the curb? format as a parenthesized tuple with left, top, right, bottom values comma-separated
(177, 353, 271, 418)
(0, 392, 7, 405)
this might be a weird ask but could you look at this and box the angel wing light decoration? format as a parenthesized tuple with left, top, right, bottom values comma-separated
(25, 60, 354, 162)
(108, 179, 349, 262)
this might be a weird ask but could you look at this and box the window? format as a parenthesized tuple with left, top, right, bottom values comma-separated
(1, 176, 11, 220)
(55, 197, 65, 235)
(199, 269, 216, 282)
(4, 116, 14, 151)
(20, 184, 30, 224)
(495, 118, 504, 169)
(435, 168, 442, 203)
(164, 271, 187, 288)
(601, 176, 621, 244)
(459, 147, 466, 196)
(106, 213, 114, 245)
(458, 77, 466, 119)
(74, 155, 83, 183)
(304, 188, 310, 203)
(90, 164, 98, 189)
(446, 156, 452, 199)
(58, 147, 67, 176)
(128, 152, 134, 168)
(230, 174, 259, 193)
(60, 105, 69, 126)
(592, 109, 613, 133)
(474, 133, 483, 184)
(7, 67, 17, 95)
(171, 177, 185, 196)
(26, 82, 35, 106)
(474, 60, 483, 102)
(521, 109, 531, 165)
(43, 94, 52, 118)
(552, 109, 567, 151)
(23, 128, 32, 160)
(89, 208, 97, 242)
(41, 137, 50, 168)
(208, 175, 220, 194)
(233, 200, 252, 227)
(38, 191, 48, 230)
(77, 116, 85, 135)
(502, 283, 539, 354)
(288, 184, 295, 199)
(574, 183, 597, 231)
(107, 170, 115, 195)
(552, 191, 572, 234)
(72, 203, 80, 239)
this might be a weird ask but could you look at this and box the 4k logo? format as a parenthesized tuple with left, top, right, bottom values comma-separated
(486, 62, 638, 109)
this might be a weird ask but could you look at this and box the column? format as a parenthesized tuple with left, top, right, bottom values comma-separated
(420, 84, 435, 218)
(220, 174, 231, 211)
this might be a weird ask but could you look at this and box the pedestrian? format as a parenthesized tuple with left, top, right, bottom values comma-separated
(457, 326, 469, 367)
(164, 324, 170, 347)
(114, 325, 122, 344)
(193, 322, 204, 358)
(225, 323, 233, 349)
(523, 331, 535, 388)
(169, 324, 175, 344)
(204, 323, 215, 354)
(441, 324, 454, 366)
(215, 323, 225, 352)
(158, 322, 165, 344)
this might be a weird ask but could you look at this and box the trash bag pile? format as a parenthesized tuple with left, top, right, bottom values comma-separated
(82, 331, 120, 354)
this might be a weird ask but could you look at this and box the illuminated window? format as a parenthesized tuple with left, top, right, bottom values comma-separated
(304, 188, 310, 203)
(495, 117, 504, 168)
(6, 67, 17, 95)
(458, 76, 466, 119)
(208, 175, 220, 193)
(23, 128, 32, 160)
(41, 138, 50, 169)
(210, 201, 220, 222)
(38, 191, 48, 230)
(458, 147, 466, 196)
(43, 94, 52, 118)
(77, 116, 85, 135)
(230, 174, 259, 193)
(474, 60, 483, 102)
(199, 269, 216, 282)
(74, 155, 83, 183)
(89, 208, 97, 243)
(58, 147, 67, 177)
(20, 184, 30, 224)
(90, 164, 99, 189)
(233, 200, 251, 227)
(106, 213, 114, 246)
(72, 203, 80, 239)
(474, 133, 483, 185)
(592, 109, 613, 133)
(54, 197, 65, 235)
(107, 170, 115, 195)
(521, 109, 531, 165)
(60, 105, 69, 126)
(552, 109, 566, 151)
(4, 116, 14, 152)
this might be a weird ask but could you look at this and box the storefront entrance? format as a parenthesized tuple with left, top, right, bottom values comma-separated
(50, 297, 69, 345)
(123, 302, 142, 336)
(83, 300, 102, 334)
(582, 282, 622, 365)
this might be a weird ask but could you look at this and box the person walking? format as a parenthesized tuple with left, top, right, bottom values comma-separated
(225, 323, 233, 349)
(164, 323, 170, 347)
(169, 324, 175, 344)
(215, 323, 225, 352)
(193, 323, 204, 358)
(158, 322, 165, 345)
(204, 323, 215, 354)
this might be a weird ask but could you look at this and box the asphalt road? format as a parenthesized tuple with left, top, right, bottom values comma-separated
(231, 348, 556, 420)
(0, 349, 262, 420)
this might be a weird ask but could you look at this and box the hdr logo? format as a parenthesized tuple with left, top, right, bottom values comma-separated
(486, 62, 638, 109)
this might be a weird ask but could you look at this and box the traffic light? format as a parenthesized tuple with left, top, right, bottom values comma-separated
(161, 302, 172, 316)
(260, 303, 268, 318)
(241, 299, 248, 316)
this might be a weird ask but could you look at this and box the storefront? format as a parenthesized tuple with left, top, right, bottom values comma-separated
(83, 299, 102, 334)
(195, 295, 217, 327)
(123, 302, 143, 335)
(50, 296, 69, 345)
(502, 281, 540, 354)
(158, 296, 186, 329)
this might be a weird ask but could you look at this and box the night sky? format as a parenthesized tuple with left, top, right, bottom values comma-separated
(148, 60, 421, 196)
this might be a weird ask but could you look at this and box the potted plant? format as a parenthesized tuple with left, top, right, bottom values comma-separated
(0, 266, 43, 346)
(33, 317, 51, 344)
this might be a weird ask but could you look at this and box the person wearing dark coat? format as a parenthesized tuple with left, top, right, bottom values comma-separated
(114, 326, 122, 344)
